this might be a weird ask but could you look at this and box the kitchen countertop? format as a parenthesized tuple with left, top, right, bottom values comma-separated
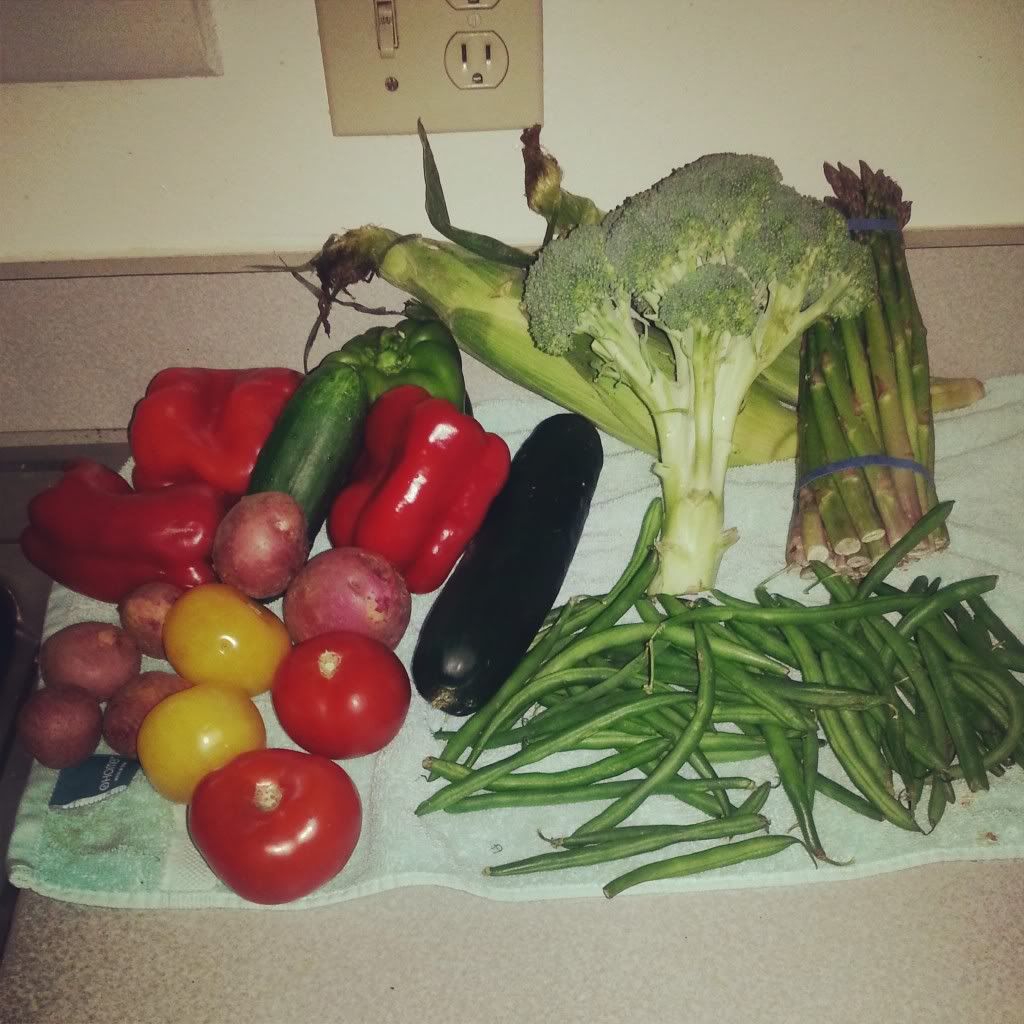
(2, 861, 1023, 1024)
(1, 357, 1023, 1024)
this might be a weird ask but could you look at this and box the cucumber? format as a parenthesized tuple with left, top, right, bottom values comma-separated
(412, 413, 604, 716)
(247, 360, 369, 542)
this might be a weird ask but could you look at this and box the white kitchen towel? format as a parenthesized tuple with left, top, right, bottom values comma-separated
(7, 375, 1024, 909)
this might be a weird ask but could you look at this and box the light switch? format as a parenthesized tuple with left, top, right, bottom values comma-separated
(375, 1, 398, 57)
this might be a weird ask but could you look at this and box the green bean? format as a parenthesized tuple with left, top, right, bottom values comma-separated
(484, 814, 769, 877)
(535, 688, 800, 732)
(966, 594, 1024, 658)
(863, 616, 949, 760)
(821, 650, 895, 793)
(536, 597, 608, 641)
(659, 595, 947, 627)
(854, 500, 955, 598)
(782, 623, 920, 831)
(810, 569, 949, 773)
(742, 678, 892, 711)
(549, 497, 661, 642)
(580, 550, 659, 638)
(471, 655, 647, 759)
(947, 603, 1024, 673)
(719, 615, 797, 667)
(927, 775, 949, 830)
(993, 649, 1024, 672)
(560, 733, 771, 761)
(918, 630, 988, 791)
(531, 652, 652, 720)
(540, 595, 601, 631)
(891, 576, 999, 641)
(658, 620, 789, 674)
(801, 729, 819, 812)
(572, 621, 719, 836)
(602, 835, 804, 899)
(907, 774, 927, 810)
(737, 780, 773, 815)
(764, 721, 829, 860)
(813, 774, 885, 822)
(947, 667, 1024, 773)
(634, 596, 664, 624)
(838, 708, 893, 792)
(446, 778, 731, 815)
(424, 741, 669, 791)
(416, 693, 714, 816)
(715, 662, 815, 733)
(437, 597, 581, 772)
(597, 642, 701, 683)
(818, 706, 920, 831)
(946, 603, 998, 660)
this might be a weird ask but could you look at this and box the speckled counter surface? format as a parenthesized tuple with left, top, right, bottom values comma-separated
(2, 862, 1022, 1024)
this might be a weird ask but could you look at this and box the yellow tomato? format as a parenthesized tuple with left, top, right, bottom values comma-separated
(137, 685, 266, 803)
(163, 583, 291, 695)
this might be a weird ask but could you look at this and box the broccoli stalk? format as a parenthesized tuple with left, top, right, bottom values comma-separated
(523, 154, 875, 594)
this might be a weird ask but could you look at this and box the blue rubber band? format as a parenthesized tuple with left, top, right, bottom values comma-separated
(797, 453, 932, 491)
(846, 217, 900, 232)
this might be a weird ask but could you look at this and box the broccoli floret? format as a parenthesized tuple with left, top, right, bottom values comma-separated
(657, 263, 760, 340)
(522, 152, 874, 594)
(523, 223, 642, 364)
(603, 153, 782, 307)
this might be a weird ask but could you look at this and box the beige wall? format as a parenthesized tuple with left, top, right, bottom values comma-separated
(1, 0, 1022, 271)
(1, 243, 1021, 439)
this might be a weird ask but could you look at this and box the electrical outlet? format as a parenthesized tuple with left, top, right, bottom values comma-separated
(314, 0, 543, 136)
(444, 32, 508, 90)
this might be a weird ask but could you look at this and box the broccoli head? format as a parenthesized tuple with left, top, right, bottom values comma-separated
(523, 222, 637, 358)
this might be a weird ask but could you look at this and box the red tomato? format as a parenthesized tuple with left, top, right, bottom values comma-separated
(272, 631, 410, 758)
(187, 748, 362, 905)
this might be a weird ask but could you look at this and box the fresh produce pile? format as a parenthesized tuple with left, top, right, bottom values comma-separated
(16, 312, 515, 905)
(417, 499, 1024, 895)
(14, 126, 1019, 905)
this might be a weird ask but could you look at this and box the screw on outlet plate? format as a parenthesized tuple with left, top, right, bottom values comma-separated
(384, 76, 399, 92)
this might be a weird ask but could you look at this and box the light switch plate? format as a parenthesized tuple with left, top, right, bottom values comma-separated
(314, 0, 543, 136)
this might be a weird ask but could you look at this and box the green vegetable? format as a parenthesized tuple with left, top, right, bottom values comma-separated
(787, 161, 960, 576)
(484, 814, 770, 878)
(247, 358, 368, 541)
(324, 313, 468, 410)
(602, 835, 805, 899)
(520, 154, 874, 592)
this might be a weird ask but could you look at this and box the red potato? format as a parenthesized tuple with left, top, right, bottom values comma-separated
(283, 547, 411, 649)
(40, 621, 141, 700)
(18, 685, 103, 769)
(102, 670, 193, 758)
(118, 581, 183, 659)
(212, 492, 309, 600)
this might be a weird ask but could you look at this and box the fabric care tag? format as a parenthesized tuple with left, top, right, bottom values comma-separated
(49, 755, 142, 809)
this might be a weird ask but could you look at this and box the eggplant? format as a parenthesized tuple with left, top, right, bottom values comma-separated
(412, 413, 604, 716)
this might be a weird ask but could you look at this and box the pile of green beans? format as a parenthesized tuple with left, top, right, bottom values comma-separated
(416, 498, 1024, 898)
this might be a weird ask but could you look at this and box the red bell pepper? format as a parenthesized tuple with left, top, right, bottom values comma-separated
(129, 367, 302, 494)
(327, 385, 510, 594)
(20, 459, 230, 603)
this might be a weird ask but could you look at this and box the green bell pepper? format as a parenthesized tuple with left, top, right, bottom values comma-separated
(324, 315, 468, 410)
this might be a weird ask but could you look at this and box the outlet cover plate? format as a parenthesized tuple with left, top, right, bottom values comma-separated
(314, 0, 543, 136)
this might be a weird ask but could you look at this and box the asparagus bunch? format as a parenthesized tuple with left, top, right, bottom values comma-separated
(786, 161, 968, 577)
